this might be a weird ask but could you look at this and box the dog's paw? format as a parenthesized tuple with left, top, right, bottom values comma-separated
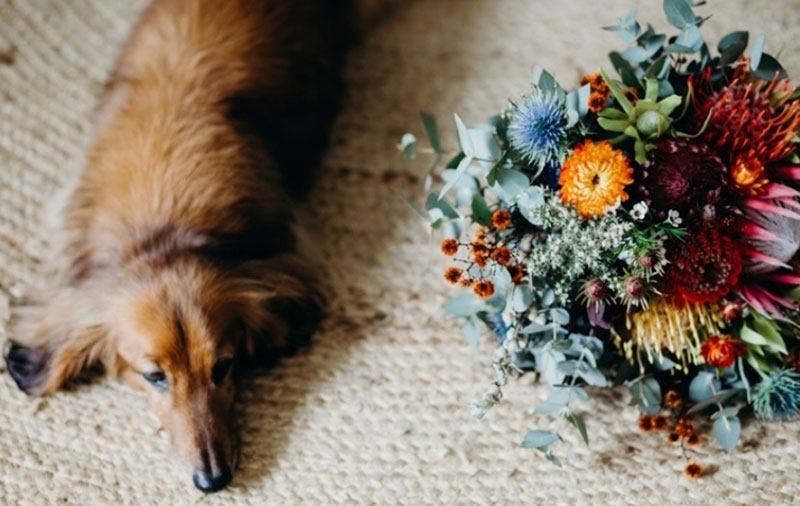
(5, 343, 48, 394)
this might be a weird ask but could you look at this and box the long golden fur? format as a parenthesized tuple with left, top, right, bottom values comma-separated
(4, 0, 350, 492)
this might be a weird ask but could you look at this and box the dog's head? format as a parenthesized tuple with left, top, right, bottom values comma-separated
(6, 254, 322, 493)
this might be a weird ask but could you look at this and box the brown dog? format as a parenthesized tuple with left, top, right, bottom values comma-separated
(4, 0, 355, 493)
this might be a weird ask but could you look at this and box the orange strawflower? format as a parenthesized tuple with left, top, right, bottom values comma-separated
(664, 390, 683, 410)
(687, 433, 701, 447)
(491, 246, 512, 266)
(459, 277, 473, 287)
(444, 267, 462, 284)
(473, 280, 495, 299)
(441, 238, 459, 256)
(667, 432, 680, 444)
(638, 415, 655, 432)
(491, 209, 512, 230)
(684, 462, 703, 480)
(559, 140, 634, 218)
(508, 264, 526, 284)
(701, 334, 746, 368)
(652, 414, 669, 430)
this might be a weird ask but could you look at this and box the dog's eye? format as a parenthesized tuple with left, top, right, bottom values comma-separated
(142, 370, 168, 390)
(212, 358, 234, 385)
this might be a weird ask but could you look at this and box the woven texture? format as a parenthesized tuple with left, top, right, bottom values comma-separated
(2, 0, 800, 504)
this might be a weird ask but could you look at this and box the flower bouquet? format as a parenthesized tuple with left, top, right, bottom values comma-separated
(402, 0, 800, 477)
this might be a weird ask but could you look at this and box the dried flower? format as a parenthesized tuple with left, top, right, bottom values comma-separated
(701, 334, 746, 368)
(441, 238, 459, 256)
(444, 267, 463, 285)
(473, 280, 495, 299)
(638, 414, 655, 432)
(507, 264, 526, 284)
(580, 72, 606, 89)
(676, 418, 694, 438)
(687, 433, 701, 447)
(588, 92, 609, 113)
(664, 390, 683, 409)
(559, 140, 634, 218)
(668, 432, 680, 444)
(491, 209, 512, 230)
(684, 462, 703, 479)
(491, 246, 513, 266)
(459, 277, 474, 287)
(472, 242, 490, 266)
(653, 414, 669, 430)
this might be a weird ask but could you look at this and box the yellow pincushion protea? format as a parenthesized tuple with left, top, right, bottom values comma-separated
(617, 298, 725, 372)
(558, 140, 634, 218)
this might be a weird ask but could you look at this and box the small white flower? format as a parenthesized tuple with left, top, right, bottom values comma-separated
(667, 209, 682, 226)
(631, 201, 649, 221)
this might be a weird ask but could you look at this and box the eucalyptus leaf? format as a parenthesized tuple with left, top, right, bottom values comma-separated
(462, 316, 481, 348)
(750, 34, 766, 71)
(401, 133, 417, 159)
(419, 112, 441, 153)
(444, 293, 483, 317)
(753, 53, 788, 80)
(550, 308, 570, 326)
(718, 31, 748, 66)
(663, 0, 698, 30)
(512, 283, 535, 312)
(713, 413, 741, 453)
(425, 193, 459, 219)
(564, 411, 589, 445)
(471, 194, 492, 226)
(454, 113, 473, 156)
(687, 389, 743, 414)
(493, 167, 530, 202)
(522, 430, 560, 449)
(534, 402, 566, 415)
(689, 371, 721, 402)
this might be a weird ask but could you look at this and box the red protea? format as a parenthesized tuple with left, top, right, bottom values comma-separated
(663, 227, 742, 304)
(691, 63, 800, 196)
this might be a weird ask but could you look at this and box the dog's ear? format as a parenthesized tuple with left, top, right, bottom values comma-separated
(228, 254, 324, 367)
(5, 289, 113, 395)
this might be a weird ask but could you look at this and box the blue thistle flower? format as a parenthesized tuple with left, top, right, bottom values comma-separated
(753, 368, 800, 420)
(507, 89, 569, 170)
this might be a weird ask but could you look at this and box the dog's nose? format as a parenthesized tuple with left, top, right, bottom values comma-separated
(192, 465, 231, 493)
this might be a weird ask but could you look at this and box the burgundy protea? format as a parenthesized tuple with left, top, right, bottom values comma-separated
(663, 227, 742, 304)
(637, 139, 728, 219)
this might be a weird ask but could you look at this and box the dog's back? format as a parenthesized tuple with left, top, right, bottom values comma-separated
(65, 0, 345, 282)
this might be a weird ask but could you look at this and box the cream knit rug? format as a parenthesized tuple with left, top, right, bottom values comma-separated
(2, 0, 800, 504)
